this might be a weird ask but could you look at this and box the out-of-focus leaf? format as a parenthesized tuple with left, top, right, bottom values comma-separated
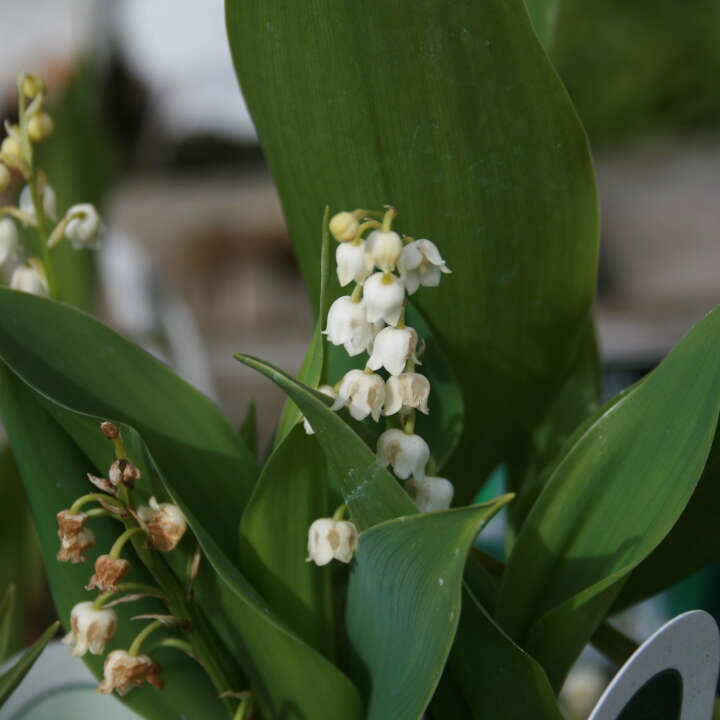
(239, 398, 257, 460)
(346, 500, 511, 720)
(497, 306, 720, 689)
(524, 0, 559, 47)
(0, 585, 15, 663)
(226, 0, 599, 505)
(0, 621, 59, 707)
(235, 354, 417, 530)
(239, 425, 334, 657)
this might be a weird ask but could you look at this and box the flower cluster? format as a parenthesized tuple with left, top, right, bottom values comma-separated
(306, 206, 455, 566)
(1, 73, 102, 297)
(56, 422, 188, 696)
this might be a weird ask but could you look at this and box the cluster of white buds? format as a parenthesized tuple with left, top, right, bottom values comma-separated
(306, 206, 454, 565)
(0, 72, 102, 297)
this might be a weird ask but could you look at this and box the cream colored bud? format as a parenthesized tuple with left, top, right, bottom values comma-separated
(27, 112, 54, 143)
(0, 163, 10, 191)
(0, 218, 19, 266)
(324, 295, 373, 357)
(398, 239, 451, 295)
(331, 369, 385, 422)
(19, 183, 57, 222)
(377, 429, 430, 481)
(384, 373, 430, 415)
(365, 230, 403, 272)
(303, 385, 337, 435)
(405, 475, 454, 513)
(62, 601, 117, 657)
(307, 518, 358, 565)
(336, 240, 373, 287)
(366, 326, 419, 376)
(329, 211, 359, 242)
(97, 650, 164, 695)
(137, 497, 187, 551)
(1, 136, 22, 159)
(362, 272, 406, 326)
(10, 261, 48, 296)
(22, 74, 45, 98)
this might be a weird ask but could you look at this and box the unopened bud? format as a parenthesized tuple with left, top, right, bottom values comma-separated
(329, 211, 359, 242)
(65, 203, 101, 249)
(27, 112, 54, 143)
(0, 163, 10, 191)
(101, 421, 120, 439)
(109, 459, 141, 489)
(1, 136, 22, 160)
(87, 555, 131, 592)
(21, 74, 45, 99)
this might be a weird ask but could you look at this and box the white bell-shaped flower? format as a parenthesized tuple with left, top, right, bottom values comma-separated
(62, 601, 118, 657)
(10, 261, 48, 296)
(0, 218, 19, 266)
(384, 373, 430, 415)
(405, 475, 454, 513)
(331, 369, 385, 422)
(329, 211, 359, 242)
(307, 518, 358, 565)
(19, 183, 57, 222)
(65, 203, 101, 249)
(363, 272, 406, 326)
(303, 385, 337, 435)
(365, 230, 403, 272)
(366, 326, 419, 376)
(336, 240, 373, 287)
(324, 296, 373, 356)
(377, 428, 429, 480)
(398, 239, 451, 295)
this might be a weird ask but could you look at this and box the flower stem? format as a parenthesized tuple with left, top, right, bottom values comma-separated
(350, 283, 363, 303)
(109, 527, 144, 559)
(93, 592, 115, 610)
(69, 493, 123, 515)
(332, 504, 348, 521)
(403, 410, 416, 435)
(381, 206, 397, 232)
(128, 620, 164, 656)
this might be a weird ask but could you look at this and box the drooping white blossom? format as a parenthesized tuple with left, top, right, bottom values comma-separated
(303, 385, 337, 435)
(331, 369, 385, 422)
(336, 240, 373, 286)
(65, 203, 101, 249)
(366, 326, 419, 376)
(398, 239, 451, 295)
(0, 218, 19, 266)
(324, 295, 373, 356)
(365, 230, 403, 272)
(19, 183, 57, 222)
(329, 211, 359, 242)
(377, 428, 429, 481)
(62, 601, 117, 657)
(307, 518, 358, 566)
(363, 272, 406, 326)
(383, 373, 430, 416)
(10, 262, 48, 296)
(405, 475, 454, 513)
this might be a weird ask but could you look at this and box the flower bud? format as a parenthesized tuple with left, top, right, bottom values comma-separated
(109, 459, 141, 489)
(324, 295, 373, 357)
(362, 272, 406, 326)
(329, 211, 359, 242)
(366, 326, 419, 376)
(57, 510, 96, 563)
(0, 218, 19, 266)
(383, 373, 430, 415)
(365, 230, 403, 272)
(87, 555, 131, 592)
(377, 428, 429, 481)
(0, 163, 10, 191)
(10, 261, 48, 296)
(62, 601, 118, 657)
(336, 240, 373, 287)
(101, 421, 120, 439)
(303, 385, 336, 435)
(19, 183, 57, 222)
(21, 74, 45, 98)
(65, 203, 101, 249)
(405, 475, 454, 513)
(137, 497, 186, 551)
(1, 136, 22, 160)
(97, 650, 164, 695)
(398, 239, 451, 295)
(331, 369, 385, 422)
(27, 112, 54, 143)
(307, 518, 358, 565)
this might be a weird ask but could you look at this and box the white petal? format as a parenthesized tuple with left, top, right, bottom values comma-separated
(336, 241, 372, 287)
(333, 521, 359, 563)
(376, 429, 430, 480)
(398, 242, 424, 273)
(419, 265, 442, 288)
(307, 519, 336, 566)
(363, 273, 406, 326)
(0, 219, 19, 266)
(415, 239, 445, 267)
(365, 230, 402, 272)
(368, 327, 417, 376)
(401, 269, 421, 295)
(405, 476, 454, 512)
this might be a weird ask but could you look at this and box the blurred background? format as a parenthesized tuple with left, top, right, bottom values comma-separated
(0, 0, 719, 717)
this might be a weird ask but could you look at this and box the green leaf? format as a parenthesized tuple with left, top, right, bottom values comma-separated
(0, 287, 258, 562)
(226, 0, 599, 504)
(496, 306, 720, 689)
(239, 425, 334, 657)
(235, 354, 417, 530)
(345, 500, 511, 720)
(0, 621, 59, 707)
(0, 585, 15, 663)
(524, 0, 559, 47)
(239, 398, 258, 460)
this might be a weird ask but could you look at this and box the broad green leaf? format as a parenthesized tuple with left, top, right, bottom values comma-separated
(235, 354, 417, 529)
(0, 287, 258, 562)
(497, 306, 720, 689)
(524, 0, 559, 47)
(345, 501, 511, 720)
(0, 586, 15, 663)
(0, 621, 59, 707)
(226, 0, 599, 504)
(239, 425, 334, 657)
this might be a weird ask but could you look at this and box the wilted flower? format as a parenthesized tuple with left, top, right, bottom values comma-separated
(10, 261, 48, 296)
(365, 230, 403, 272)
(377, 429, 429, 481)
(405, 475, 454, 513)
(366, 326, 419, 376)
(303, 385, 337, 435)
(57, 510, 95, 563)
(97, 650, 164, 696)
(307, 518, 358, 565)
(362, 272, 406, 326)
(331, 369, 385, 422)
(87, 554, 131, 592)
(398, 239, 451, 294)
(383, 373, 430, 416)
(329, 211, 359, 242)
(336, 240, 373, 287)
(19, 183, 57, 222)
(62, 601, 117, 657)
(324, 295, 373, 357)
(137, 497, 187, 552)
(65, 203, 101, 249)
(0, 218, 18, 266)
(109, 459, 141, 489)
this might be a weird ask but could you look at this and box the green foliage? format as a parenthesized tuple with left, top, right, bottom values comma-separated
(0, 585, 15, 663)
